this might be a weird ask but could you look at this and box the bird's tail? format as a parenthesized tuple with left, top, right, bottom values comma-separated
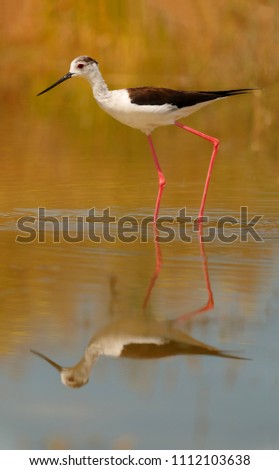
(207, 88, 260, 98)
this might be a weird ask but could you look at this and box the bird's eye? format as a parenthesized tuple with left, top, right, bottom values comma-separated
(77, 64, 84, 69)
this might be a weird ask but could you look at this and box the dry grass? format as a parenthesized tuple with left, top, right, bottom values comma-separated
(0, 0, 278, 97)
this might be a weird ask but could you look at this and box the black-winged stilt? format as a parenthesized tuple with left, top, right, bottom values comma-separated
(38, 56, 256, 222)
(31, 321, 245, 388)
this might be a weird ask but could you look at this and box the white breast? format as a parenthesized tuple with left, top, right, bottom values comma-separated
(94, 89, 216, 134)
(92, 334, 166, 357)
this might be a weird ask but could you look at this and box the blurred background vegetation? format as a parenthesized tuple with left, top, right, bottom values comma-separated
(1, 0, 279, 99)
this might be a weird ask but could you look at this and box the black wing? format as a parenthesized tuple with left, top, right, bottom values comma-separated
(128, 87, 255, 108)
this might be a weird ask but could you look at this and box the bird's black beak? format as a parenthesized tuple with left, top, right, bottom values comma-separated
(37, 72, 73, 96)
(31, 349, 63, 372)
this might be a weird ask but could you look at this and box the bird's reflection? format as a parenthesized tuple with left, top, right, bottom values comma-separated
(31, 226, 245, 389)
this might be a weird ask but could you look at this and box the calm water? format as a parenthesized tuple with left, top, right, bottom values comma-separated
(1, 0, 279, 450)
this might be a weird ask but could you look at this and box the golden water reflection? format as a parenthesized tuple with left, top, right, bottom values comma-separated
(30, 232, 246, 389)
(0, 219, 277, 449)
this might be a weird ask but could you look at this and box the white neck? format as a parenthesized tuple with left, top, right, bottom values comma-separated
(84, 65, 110, 100)
(60, 348, 99, 387)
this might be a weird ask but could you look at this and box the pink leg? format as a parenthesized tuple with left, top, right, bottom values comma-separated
(175, 121, 220, 223)
(147, 134, 166, 222)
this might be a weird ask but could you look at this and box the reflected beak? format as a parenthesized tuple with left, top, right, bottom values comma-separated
(31, 349, 63, 372)
(37, 72, 73, 96)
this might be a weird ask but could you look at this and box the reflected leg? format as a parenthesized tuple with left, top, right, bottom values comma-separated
(174, 224, 214, 323)
(142, 227, 162, 310)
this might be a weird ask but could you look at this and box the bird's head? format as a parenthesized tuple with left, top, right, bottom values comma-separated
(31, 349, 90, 389)
(37, 55, 99, 96)
(69, 56, 99, 76)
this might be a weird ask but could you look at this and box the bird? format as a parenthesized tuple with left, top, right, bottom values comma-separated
(38, 55, 256, 222)
(31, 316, 246, 388)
